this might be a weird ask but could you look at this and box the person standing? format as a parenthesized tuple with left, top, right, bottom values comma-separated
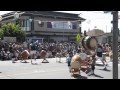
(66, 52, 73, 67)
(12, 49, 17, 63)
(1, 48, 6, 61)
(96, 44, 108, 70)
(66, 52, 73, 73)
(88, 49, 96, 75)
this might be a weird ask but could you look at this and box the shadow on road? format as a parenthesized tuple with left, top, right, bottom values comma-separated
(88, 74, 104, 78)
(56, 61, 63, 63)
(21, 62, 29, 63)
(72, 75, 88, 79)
(95, 64, 104, 66)
(31, 63, 41, 65)
(42, 60, 49, 63)
(99, 68, 111, 72)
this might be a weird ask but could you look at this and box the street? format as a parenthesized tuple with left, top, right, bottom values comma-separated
(0, 57, 119, 79)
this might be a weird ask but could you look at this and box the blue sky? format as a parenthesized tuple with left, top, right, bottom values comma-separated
(0, 11, 115, 33)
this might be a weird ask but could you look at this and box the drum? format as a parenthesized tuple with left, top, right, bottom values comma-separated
(21, 50, 30, 59)
(71, 55, 81, 75)
(70, 54, 92, 74)
(70, 61, 81, 75)
(40, 50, 47, 58)
(82, 36, 97, 50)
(71, 55, 81, 64)
(79, 53, 87, 60)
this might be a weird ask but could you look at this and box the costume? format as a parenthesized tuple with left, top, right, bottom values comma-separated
(70, 36, 98, 76)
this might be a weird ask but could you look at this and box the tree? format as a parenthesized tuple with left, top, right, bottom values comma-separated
(0, 22, 26, 43)
(0, 28, 3, 39)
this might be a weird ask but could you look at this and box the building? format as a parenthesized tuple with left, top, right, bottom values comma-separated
(1, 11, 85, 43)
(95, 33, 112, 44)
(96, 32, 120, 44)
(87, 29, 104, 36)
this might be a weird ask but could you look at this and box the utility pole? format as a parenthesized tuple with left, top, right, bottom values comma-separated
(112, 11, 119, 79)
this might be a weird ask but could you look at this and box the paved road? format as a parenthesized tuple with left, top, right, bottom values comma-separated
(0, 57, 119, 79)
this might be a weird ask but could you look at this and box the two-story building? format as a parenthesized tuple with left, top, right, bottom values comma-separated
(1, 11, 85, 43)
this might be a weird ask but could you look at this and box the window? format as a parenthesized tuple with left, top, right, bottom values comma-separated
(47, 21, 77, 30)
(47, 22, 52, 28)
(21, 19, 31, 31)
(72, 23, 77, 29)
(52, 22, 64, 29)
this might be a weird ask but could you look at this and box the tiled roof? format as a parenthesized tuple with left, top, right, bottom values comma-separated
(2, 11, 86, 21)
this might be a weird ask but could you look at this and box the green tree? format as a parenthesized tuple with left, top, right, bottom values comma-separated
(0, 22, 26, 43)
(0, 28, 3, 39)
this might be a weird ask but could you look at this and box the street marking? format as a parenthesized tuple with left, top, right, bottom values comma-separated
(34, 70, 46, 73)
(0, 68, 68, 78)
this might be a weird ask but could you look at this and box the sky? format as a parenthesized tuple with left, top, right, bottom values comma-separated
(0, 11, 116, 33)
(58, 11, 113, 33)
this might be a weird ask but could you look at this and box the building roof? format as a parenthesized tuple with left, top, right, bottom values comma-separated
(87, 29, 105, 36)
(95, 33, 112, 37)
(1, 11, 86, 21)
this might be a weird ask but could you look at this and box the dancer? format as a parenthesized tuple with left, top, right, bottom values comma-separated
(96, 44, 108, 70)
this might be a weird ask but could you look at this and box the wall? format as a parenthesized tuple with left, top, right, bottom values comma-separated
(96, 33, 112, 44)
(87, 29, 104, 36)
(50, 36, 68, 42)
(34, 16, 80, 33)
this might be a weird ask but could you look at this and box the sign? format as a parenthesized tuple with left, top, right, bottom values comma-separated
(76, 33, 81, 42)
(3, 37, 16, 43)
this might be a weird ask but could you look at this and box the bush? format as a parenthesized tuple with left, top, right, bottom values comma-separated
(0, 23, 26, 43)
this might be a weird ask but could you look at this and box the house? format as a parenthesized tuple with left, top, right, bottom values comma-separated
(87, 29, 105, 36)
(1, 11, 85, 43)
(96, 32, 120, 44)
(95, 33, 112, 44)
